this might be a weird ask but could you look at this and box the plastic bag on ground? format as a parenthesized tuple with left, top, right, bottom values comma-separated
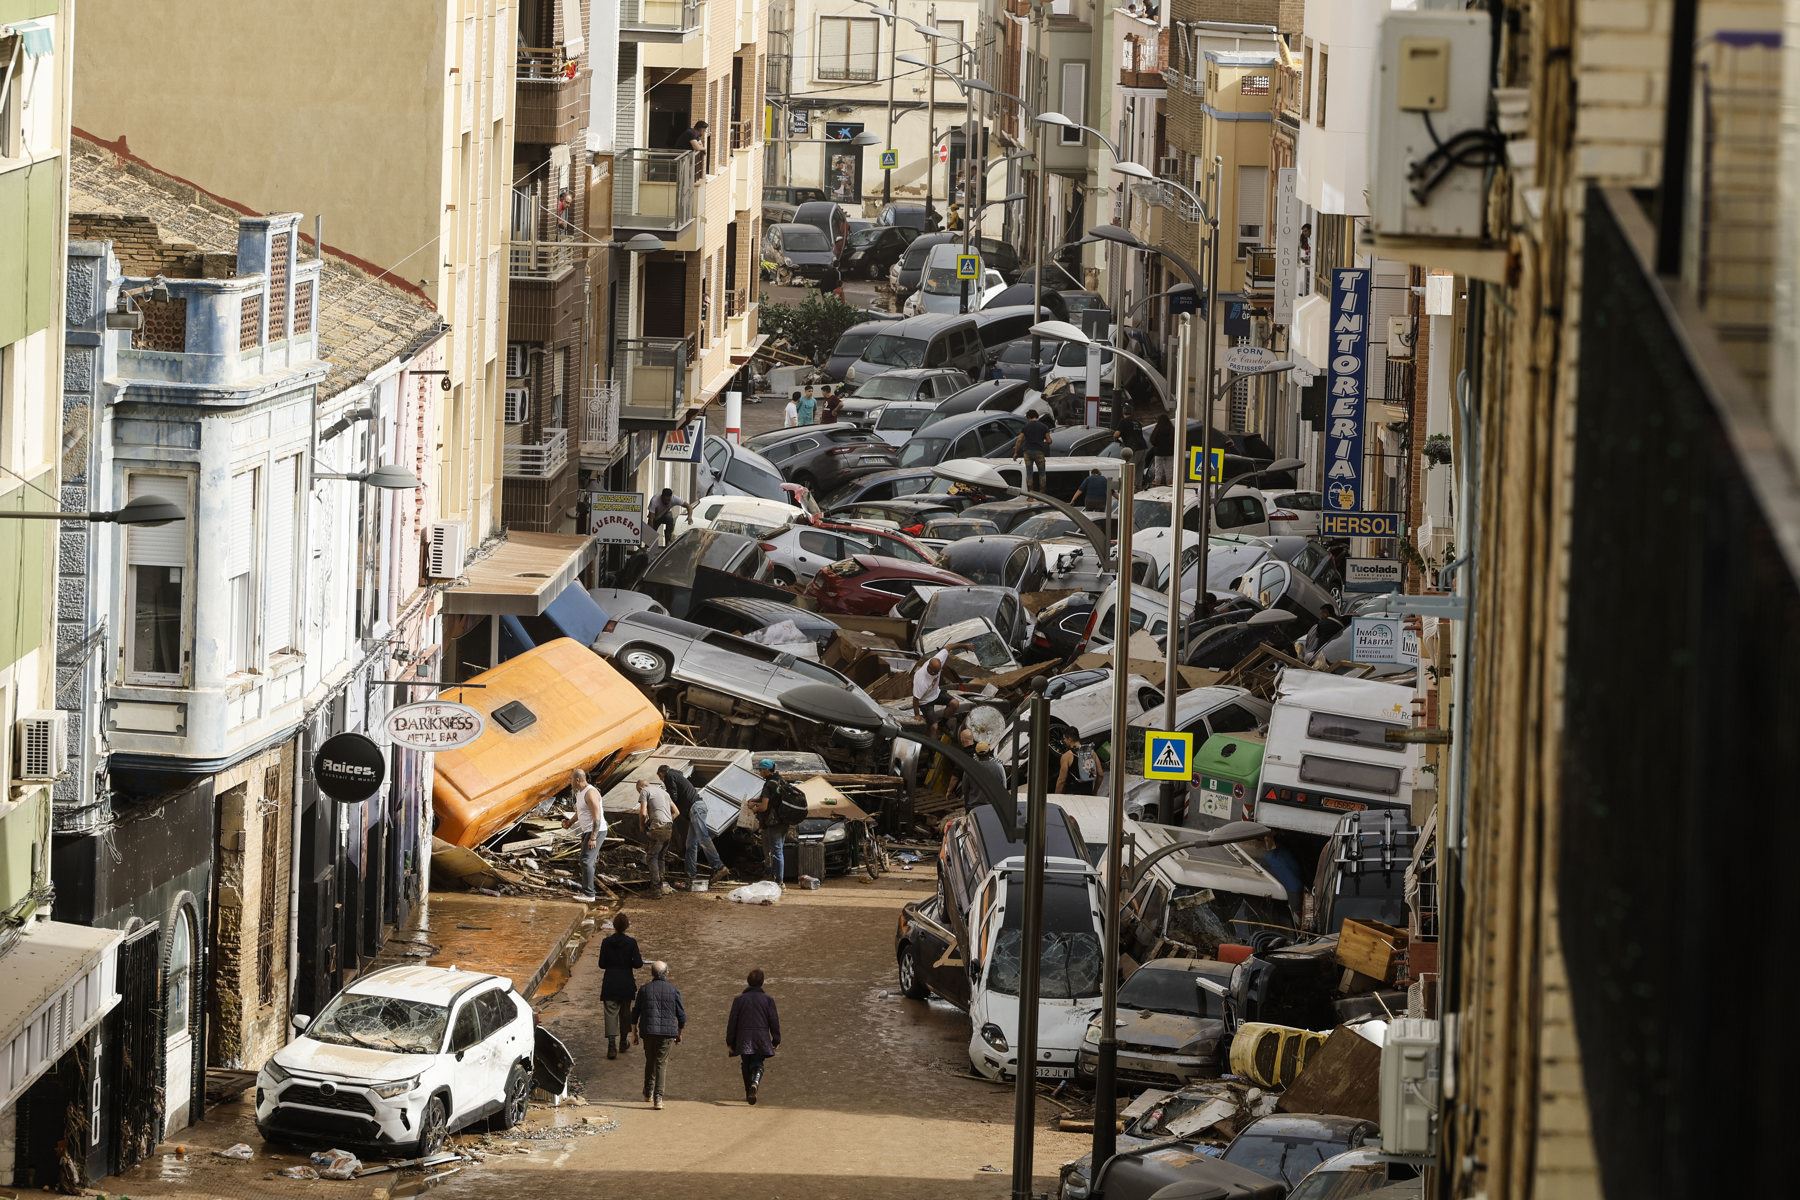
(310, 1148, 362, 1179)
(278, 1165, 320, 1179)
(215, 1143, 254, 1160)
(728, 880, 783, 904)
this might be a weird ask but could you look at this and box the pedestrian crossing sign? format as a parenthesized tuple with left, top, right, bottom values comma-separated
(1187, 446, 1225, 484)
(956, 254, 981, 280)
(880, 149, 899, 169)
(1143, 730, 1194, 781)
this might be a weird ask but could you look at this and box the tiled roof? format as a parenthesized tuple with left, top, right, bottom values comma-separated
(68, 137, 444, 399)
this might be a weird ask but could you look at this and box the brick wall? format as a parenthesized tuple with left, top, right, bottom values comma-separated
(206, 741, 294, 1070)
(1176, 0, 1300, 32)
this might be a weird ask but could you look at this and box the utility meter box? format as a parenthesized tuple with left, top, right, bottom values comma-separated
(1379, 1016, 1441, 1156)
(1370, 10, 1493, 239)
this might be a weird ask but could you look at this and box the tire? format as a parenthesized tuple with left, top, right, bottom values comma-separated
(494, 1061, 530, 1130)
(769, 567, 797, 587)
(413, 1094, 449, 1157)
(617, 645, 670, 686)
(897, 941, 929, 1000)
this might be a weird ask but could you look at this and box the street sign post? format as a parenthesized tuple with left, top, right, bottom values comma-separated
(1186, 446, 1225, 484)
(956, 253, 981, 280)
(1143, 730, 1195, 781)
(1345, 557, 1403, 593)
(1319, 510, 1401, 538)
(880, 149, 898, 170)
(1224, 345, 1280, 373)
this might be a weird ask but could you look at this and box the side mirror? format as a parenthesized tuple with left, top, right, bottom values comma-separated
(291, 1014, 312, 1034)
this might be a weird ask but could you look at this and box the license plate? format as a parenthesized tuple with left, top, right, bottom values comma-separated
(1036, 1065, 1075, 1079)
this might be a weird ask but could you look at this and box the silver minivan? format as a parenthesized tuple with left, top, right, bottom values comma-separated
(845, 313, 987, 385)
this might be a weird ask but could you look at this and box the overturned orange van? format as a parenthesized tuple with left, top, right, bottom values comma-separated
(432, 638, 664, 847)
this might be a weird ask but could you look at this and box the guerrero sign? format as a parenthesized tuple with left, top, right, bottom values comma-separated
(588, 490, 646, 546)
(313, 732, 387, 803)
(385, 700, 485, 752)
(1324, 268, 1371, 512)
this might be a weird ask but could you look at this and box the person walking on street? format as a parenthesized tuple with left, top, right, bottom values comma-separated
(821, 387, 843, 424)
(748, 759, 798, 885)
(796, 385, 818, 426)
(636, 778, 677, 895)
(1150, 414, 1175, 486)
(632, 961, 686, 1109)
(562, 768, 605, 902)
(598, 912, 644, 1060)
(726, 968, 782, 1105)
(1012, 411, 1054, 494)
(645, 488, 689, 546)
(783, 391, 800, 428)
(660, 765, 729, 888)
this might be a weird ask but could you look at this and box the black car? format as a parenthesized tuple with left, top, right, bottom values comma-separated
(1029, 592, 1099, 662)
(895, 410, 1026, 468)
(1048, 425, 1117, 456)
(876, 200, 941, 232)
(956, 496, 1049, 532)
(936, 534, 1047, 594)
(820, 321, 891, 383)
(817, 466, 949, 509)
(909, 584, 1032, 653)
(921, 379, 1032, 425)
(841, 225, 918, 279)
(1184, 609, 1302, 668)
(988, 337, 1061, 383)
(745, 423, 898, 491)
(984, 283, 1070, 321)
(762, 223, 838, 283)
(765, 184, 828, 206)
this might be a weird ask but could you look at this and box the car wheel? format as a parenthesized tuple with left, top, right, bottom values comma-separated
(495, 1061, 530, 1130)
(617, 645, 670, 686)
(770, 567, 797, 587)
(414, 1094, 449, 1157)
(897, 941, 929, 1000)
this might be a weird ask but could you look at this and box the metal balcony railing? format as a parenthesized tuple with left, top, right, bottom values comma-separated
(731, 117, 755, 150)
(620, 0, 701, 33)
(725, 285, 752, 318)
(508, 238, 585, 280)
(581, 380, 623, 458)
(614, 148, 698, 232)
(1132, 179, 1202, 224)
(503, 427, 570, 479)
(517, 46, 576, 82)
(617, 336, 691, 421)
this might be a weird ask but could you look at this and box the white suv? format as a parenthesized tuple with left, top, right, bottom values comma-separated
(256, 965, 535, 1156)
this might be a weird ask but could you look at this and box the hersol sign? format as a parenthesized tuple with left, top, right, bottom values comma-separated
(385, 700, 485, 752)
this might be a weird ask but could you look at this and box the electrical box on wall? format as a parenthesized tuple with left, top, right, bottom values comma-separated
(1371, 10, 1494, 240)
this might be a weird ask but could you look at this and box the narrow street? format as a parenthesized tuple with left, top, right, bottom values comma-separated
(109, 871, 1086, 1199)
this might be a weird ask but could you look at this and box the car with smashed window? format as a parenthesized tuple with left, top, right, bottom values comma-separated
(256, 965, 546, 1157)
(800, 554, 973, 616)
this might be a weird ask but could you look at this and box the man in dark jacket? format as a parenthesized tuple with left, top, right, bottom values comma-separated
(597, 912, 644, 1060)
(748, 759, 793, 885)
(1149, 414, 1176, 485)
(659, 764, 728, 888)
(726, 968, 782, 1105)
(632, 960, 686, 1109)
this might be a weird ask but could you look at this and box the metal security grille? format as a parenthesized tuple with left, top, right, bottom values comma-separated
(239, 293, 262, 350)
(1561, 189, 1800, 1200)
(132, 297, 186, 352)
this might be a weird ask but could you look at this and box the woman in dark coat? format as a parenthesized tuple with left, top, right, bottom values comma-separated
(598, 912, 644, 1060)
(725, 968, 782, 1104)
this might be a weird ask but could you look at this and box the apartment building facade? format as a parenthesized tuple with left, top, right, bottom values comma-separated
(72, 0, 515, 555)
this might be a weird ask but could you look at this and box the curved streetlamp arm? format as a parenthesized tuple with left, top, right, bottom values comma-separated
(978, 478, 1113, 566)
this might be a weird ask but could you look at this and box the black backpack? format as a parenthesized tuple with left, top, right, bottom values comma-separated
(772, 778, 809, 825)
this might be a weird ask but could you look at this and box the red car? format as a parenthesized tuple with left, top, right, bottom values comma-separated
(801, 555, 972, 616)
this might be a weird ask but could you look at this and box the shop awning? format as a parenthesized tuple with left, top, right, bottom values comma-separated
(443, 531, 597, 617)
(1, 921, 123, 1110)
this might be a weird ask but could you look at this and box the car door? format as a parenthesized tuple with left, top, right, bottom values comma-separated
(910, 895, 971, 1009)
(694, 632, 782, 695)
(445, 992, 502, 1123)
(794, 529, 850, 579)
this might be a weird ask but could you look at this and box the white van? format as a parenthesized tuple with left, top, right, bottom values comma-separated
(1254, 668, 1422, 835)
(905, 242, 1008, 314)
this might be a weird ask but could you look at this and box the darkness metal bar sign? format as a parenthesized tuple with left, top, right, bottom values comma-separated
(1324, 268, 1371, 513)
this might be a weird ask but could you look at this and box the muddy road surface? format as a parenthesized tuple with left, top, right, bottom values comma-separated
(109, 870, 1088, 1199)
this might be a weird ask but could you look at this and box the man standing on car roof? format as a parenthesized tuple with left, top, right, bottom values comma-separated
(748, 759, 794, 886)
(659, 764, 729, 889)
(1013, 410, 1054, 494)
(633, 960, 687, 1109)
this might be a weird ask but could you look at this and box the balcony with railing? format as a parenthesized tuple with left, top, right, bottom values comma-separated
(617, 336, 692, 425)
(515, 48, 590, 144)
(500, 425, 577, 531)
(508, 238, 585, 281)
(503, 426, 570, 479)
(1119, 27, 1167, 90)
(1128, 179, 1200, 251)
(1243, 246, 1276, 298)
(614, 149, 699, 241)
(580, 380, 624, 462)
(620, 0, 701, 38)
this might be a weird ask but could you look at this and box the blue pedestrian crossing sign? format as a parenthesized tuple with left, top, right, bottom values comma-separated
(880, 149, 899, 170)
(1143, 730, 1194, 781)
(956, 253, 981, 280)
(1187, 446, 1225, 484)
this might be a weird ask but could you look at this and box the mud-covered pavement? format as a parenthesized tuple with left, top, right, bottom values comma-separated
(106, 869, 1087, 1199)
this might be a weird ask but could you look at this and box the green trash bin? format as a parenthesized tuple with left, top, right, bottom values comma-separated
(1191, 734, 1265, 826)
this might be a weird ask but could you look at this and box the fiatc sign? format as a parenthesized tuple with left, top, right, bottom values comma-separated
(385, 700, 486, 752)
(313, 732, 387, 803)
(1323, 268, 1371, 513)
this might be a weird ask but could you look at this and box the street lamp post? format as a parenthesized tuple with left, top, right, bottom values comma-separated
(1008, 680, 1051, 1200)
(854, 1, 901, 205)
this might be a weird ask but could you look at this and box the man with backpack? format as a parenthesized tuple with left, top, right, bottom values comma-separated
(749, 759, 807, 886)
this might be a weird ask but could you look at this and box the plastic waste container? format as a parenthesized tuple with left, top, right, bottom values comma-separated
(1189, 734, 1265, 827)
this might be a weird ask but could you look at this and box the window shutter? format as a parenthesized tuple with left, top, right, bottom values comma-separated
(820, 18, 848, 75)
(228, 471, 256, 577)
(850, 19, 877, 76)
(127, 475, 190, 567)
(559, 0, 585, 57)
(1237, 166, 1268, 237)
(1060, 63, 1087, 138)
(267, 457, 297, 649)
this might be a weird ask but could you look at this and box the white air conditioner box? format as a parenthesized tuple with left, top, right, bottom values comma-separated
(1379, 1016, 1440, 1156)
(1371, 10, 1493, 240)
(427, 520, 469, 580)
(15, 711, 69, 782)
(504, 388, 531, 424)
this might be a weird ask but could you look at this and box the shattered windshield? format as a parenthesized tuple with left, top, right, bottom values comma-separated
(986, 880, 1103, 999)
(308, 992, 448, 1055)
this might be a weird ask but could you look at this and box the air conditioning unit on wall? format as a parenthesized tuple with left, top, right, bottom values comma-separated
(14, 711, 70, 783)
(504, 388, 530, 424)
(426, 520, 469, 580)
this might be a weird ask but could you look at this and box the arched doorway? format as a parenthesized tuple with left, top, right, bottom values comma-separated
(162, 906, 197, 1137)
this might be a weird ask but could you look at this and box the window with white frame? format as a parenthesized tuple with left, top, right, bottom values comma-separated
(816, 16, 879, 82)
(124, 472, 192, 683)
(265, 456, 300, 655)
(933, 19, 965, 64)
(1058, 62, 1087, 144)
(225, 467, 260, 674)
(1236, 165, 1269, 253)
